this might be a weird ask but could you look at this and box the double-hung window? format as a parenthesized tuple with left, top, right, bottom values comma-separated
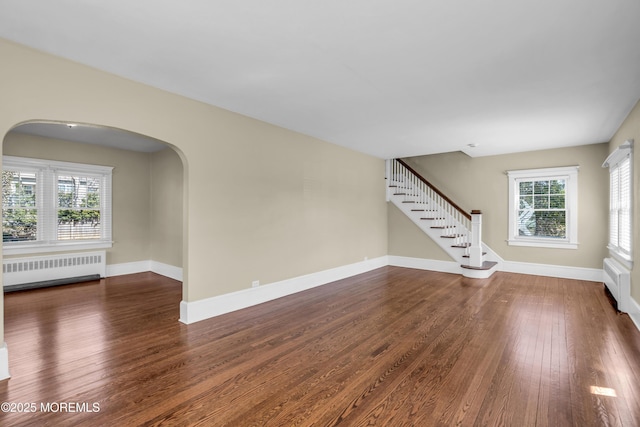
(507, 166, 579, 249)
(603, 140, 633, 266)
(2, 156, 113, 255)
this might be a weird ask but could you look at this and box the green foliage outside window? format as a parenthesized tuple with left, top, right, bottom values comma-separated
(58, 185, 101, 239)
(3, 172, 102, 242)
(517, 179, 566, 238)
(2, 171, 37, 241)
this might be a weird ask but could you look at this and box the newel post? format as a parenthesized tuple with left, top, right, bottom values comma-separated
(469, 210, 483, 267)
(385, 159, 391, 201)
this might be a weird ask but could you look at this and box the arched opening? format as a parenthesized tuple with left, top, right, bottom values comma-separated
(1, 119, 187, 296)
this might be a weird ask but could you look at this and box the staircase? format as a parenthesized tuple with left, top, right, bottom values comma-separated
(387, 159, 501, 278)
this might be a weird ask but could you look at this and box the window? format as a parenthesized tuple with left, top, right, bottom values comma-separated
(603, 140, 633, 266)
(2, 156, 113, 255)
(507, 166, 579, 249)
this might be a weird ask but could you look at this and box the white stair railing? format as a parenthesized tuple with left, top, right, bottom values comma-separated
(387, 159, 480, 263)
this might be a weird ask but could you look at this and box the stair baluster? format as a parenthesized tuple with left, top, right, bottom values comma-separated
(387, 159, 498, 278)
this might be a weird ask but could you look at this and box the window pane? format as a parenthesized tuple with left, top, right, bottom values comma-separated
(534, 195, 549, 209)
(534, 180, 549, 194)
(519, 181, 533, 195)
(56, 175, 102, 240)
(3, 170, 38, 242)
(58, 175, 101, 209)
(550, 179, 565, 195)
(549, 195, 565, 209)
(535, 211, 566, 238)
(609, 157, 632, 256)
(619, 209, 631, 252)
(2, 171, 36, 208)
(57, 210, 101, 240)
(519, 195, 533, 209)
(2, 208, 37, 241)
(518, 211, 566, 238)
(517, 209, 535, 236)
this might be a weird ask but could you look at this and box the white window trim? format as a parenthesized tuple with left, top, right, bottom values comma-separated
(603, 139, 633, 269)
(507, 166, 579, 249)
(3, 156, 113, 256)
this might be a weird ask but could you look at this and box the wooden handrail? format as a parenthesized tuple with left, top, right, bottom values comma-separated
(396, 159, 472, 220)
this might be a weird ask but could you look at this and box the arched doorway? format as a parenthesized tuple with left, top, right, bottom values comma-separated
(2, 119, 187, 304)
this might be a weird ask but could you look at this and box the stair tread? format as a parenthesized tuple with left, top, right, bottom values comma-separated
(431, 226, 455, 229)
(420, 217, 445, 220)
(461, 261, 498, 271)
(452, 243, 471, 248)
(441, 234, 464, 238)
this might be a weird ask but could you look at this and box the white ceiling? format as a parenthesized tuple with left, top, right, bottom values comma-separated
(1, 0, 639, 158)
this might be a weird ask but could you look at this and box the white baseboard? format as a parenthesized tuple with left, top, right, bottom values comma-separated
(628, 297, 640, 333)
(106, 260, 151, 277)
(107, 255, 608, 324)
(388, 256, 603, 282)
(387, 256, 460, 274)
(150, 261, 183, 281)
(179, 256, 388, 324)
(501, 260, 603, 282)
(106, 260, 182, 281)
(106, 257, 601, 286)
(0, 343, 9, 380)
(179, 256, 608, 324)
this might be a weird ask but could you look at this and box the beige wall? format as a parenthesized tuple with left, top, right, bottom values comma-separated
(397, 143, 610, 268)
(387, 203, 450, 260)
(3, 132, 153, 265)
(150, 147, 183, 267)
(608, 99, 640, 301)
(0, 35, 388, 355)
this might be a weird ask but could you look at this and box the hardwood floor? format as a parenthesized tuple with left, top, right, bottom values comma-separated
(1, 267, 639, 426)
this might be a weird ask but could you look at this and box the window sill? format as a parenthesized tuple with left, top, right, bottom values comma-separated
(607, 248, 633, 270)
(3, 241, 113, 256)
(507, 239, 578, 249)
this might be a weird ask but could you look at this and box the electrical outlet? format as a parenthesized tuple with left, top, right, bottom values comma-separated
(252, 280, 259, 288)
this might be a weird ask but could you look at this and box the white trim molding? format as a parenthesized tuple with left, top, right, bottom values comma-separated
(507, 166, 579, 249)
(388, 256, 601, 282)
(604, 139, 634, 265)
(500, 260, 603, 282)
(628, 296, 640, 333)
(179, 256, 388, 324)
(387, 256, 460, 274)
(106, 260, 152, 277)
(107, 257, 612, 325)
(150, 261, 183, 281)
(0, 343, 9, 380)
(602, 139, 633, 168)
(106, 260, 182, 281)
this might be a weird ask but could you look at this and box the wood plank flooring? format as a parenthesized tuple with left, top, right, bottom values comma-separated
(1, 267, 640, 426)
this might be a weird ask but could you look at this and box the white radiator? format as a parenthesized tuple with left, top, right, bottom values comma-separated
(3, 251, 106, 287)
(603, 257, 630, 313)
